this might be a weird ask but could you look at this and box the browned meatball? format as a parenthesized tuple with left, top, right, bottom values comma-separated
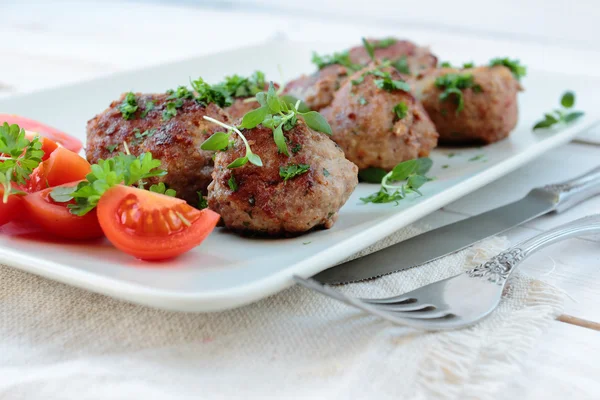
(321, 66, 438, 170)
(282, 64, 349, 111)
(348, 38, 438, 74)
(86, 92, 231, 203)
(207, 120, 358, 236)
(413, 65, 521, 144)
(225, 98, 261, 120)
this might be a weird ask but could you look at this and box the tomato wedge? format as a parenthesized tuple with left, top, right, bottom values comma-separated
(0, 114, 82, 153)
(22, 183, 103, 240)
(27, 147, 91, 192)
(25, 131, 59, 161)
(0, 189, 24, 227)
(97, 185, 219, 260)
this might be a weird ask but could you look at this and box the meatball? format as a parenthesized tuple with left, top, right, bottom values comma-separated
(282, 64, 349, 111)
(86, 92, 231, 203)
(225, 98, 261, 120)
(412, 65, 521, 144)
(207, 120, 358, 236)
(348, 38, 438, 74)
(321, 66, 438, 170)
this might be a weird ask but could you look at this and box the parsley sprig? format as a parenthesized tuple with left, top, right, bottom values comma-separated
(222, 71, 266, 98)
(50, 152, 167, 216)
(119, 92, 139, 120)
(201, 82, 331, 167)
(435, 73, 482, 114)
(533, 91, 584, 130)
(489, 57, 526, 81)
(0, 123, 43, 203)
(361, 158, 432, 205)
(351, 67, 411, 92)
(280, 164, 310, 181)
(312, 50, 362, 71)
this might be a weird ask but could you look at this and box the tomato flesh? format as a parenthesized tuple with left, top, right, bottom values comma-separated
(98, 185, 219, 260)
(0, 189, 24, 227)
(22, 183, 103, 240)
(27, 147, 91, 192)
(0, 114, 83, 153)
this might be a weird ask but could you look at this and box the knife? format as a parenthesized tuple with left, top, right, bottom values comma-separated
(313, 166, 600, 284)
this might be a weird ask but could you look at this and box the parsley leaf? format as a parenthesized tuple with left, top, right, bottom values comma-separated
(141, 100, 155, 118)
(197, 192, 208, 209)
(489, 57, 527, 81)
(191, 77, 232, 108)
(149, 182, 177, 197)
(311, 51, 361, 71)
(533, 91, 585, 130)
(0, 123, 44, 202)
(228, 174, 238, 191)
(373, 38, 397, 49)
(391, 56, 410, 74)
(222, 71, 266, 98)
(51, 152, 166, 216)
(119, 92, 138, 120)
(362, 37, 376, 62)
(280, 164, 310, 181)
(361, 158, 433, 204)
(435, 73, 482, 114)
(393, 102, 408, 120)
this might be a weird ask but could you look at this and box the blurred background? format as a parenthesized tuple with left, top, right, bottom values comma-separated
(3, 0, 600, 111)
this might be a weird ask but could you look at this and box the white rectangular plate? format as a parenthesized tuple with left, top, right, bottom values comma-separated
(0, 41, 598, 312)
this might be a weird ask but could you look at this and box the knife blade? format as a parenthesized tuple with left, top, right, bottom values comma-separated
(313, 165, 600, 285)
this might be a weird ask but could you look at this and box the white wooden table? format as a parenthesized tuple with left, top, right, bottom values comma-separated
(3, 1, 599, 398)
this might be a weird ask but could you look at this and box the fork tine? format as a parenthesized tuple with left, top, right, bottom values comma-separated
(293, 276, 464, 330)
(385, 308, 453, 319)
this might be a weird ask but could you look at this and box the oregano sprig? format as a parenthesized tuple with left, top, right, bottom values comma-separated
(201, 82, 331, 167)
(361, 158, 433, 205)
(533, 91, 584, 130)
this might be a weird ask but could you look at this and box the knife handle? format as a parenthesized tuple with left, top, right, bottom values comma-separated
(541, 166, 600, 213)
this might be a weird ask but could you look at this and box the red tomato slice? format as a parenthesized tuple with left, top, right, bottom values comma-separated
(27, 147, 91, 192)
(0, 189, 24, 227)
(22, 183, 103, 240)
(0, 114, 82, 153)
(97, 185, 220, 260)
(25, 131, 59, 161)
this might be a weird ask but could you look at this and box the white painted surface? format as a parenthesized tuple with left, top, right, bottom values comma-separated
(1, 1, 599, 398)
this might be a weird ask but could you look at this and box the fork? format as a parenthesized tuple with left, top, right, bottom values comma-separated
(294, 214, 600, 330)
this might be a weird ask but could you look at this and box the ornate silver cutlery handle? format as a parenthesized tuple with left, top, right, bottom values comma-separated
(468, 214, 600, 284)
(539, 166, 600, 213)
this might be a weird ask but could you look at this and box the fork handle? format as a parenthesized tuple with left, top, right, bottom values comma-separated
(467, 214, 600, 284)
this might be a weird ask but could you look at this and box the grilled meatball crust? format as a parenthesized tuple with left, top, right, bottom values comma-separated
(282, 64, 349, 111)
(207, 121, 358, 236)
(413, 66, 521, 144)
(321, 67, 438, 170)
(225, 98, 261, 120)
(86, 92, 231, 203)
(348, 38, 438, 74)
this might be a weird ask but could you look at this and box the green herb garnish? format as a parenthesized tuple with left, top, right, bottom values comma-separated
(119, 92, 138, 120)
(362, 37, 376, 62)
(106, 144, 119, 153)
(361, 158, 432, 204)
(358, 167, 388, 183)
(197, 192, 208, 209)
(311, 51, 361, 71)
(373, 38, 397, 49)
(141, 100, 155, 118)
(0, 123, 43, 203)
(202, 83, 331, 167)
(489, 57, 526, 81)
(391, 56, 410, 74)
(191, 77, 232, 108)
(149, 182, 176, 197)
(279, 164, 310, 181)
(393, 102, 408, 120)
(228, 175, 238, 191)
(468, 154, 485, 162)
(435, 73, 482, 114)
(131, 128, 156, 146)
(533, 91, 584, 130)
(222, 71, 266, 98)
(50, 152, 166, 216)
